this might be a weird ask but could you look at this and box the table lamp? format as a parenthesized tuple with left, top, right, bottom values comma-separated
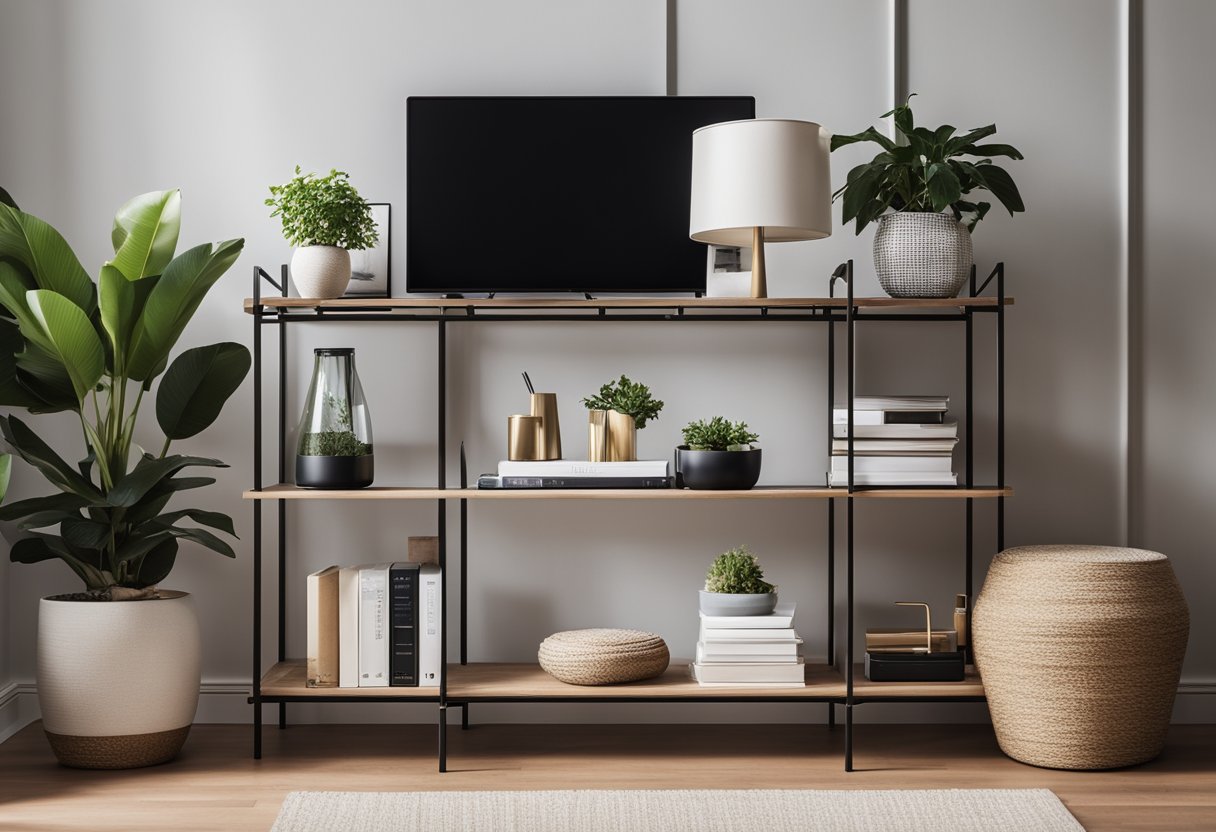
(689, 119, 833, 298)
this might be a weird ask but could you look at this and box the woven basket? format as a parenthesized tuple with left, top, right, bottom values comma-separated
(972, 545, 1189, 770)
(873, 212, 973, 298)
(538, 629, 670, 686)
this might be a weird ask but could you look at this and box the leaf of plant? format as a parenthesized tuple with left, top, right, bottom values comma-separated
(0, 318, 48, 409)
(0, 186, 17, 209)
(126, 239, 244, 382)
(0, 203, 96, 314)
(61, 516, 111, 549)
(25, 289, 105, 402)
(99, 264, 135, 363)
(106, 454, 227, 507)
(972, 163, 1025, 213)
(156, 342, 251, 439)
(133, 537, 178, 586)
(960, 143, 1024, 160)
(0, 491, 90, 522)
(925, 164, 963, 212)
(945, 124, 997, 156)
(154, 507, 236, 536)
(841, 166, 884, 224)
(156, 524, 235, 557)
(114, 530, 175, 564)
(933, 125, 956, 147)
(0, 453, 9, 502)
(829, 127, 895, 153)
(9, 533, 103, 587)
(158, 475, 217, 493)
(110, 189, 182, 281)
(0, 415, 101, 499)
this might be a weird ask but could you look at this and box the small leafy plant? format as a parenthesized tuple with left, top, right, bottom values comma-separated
(299, 393, 370, 457)
(831, 95, 1025, 234)
(581, 374, 664, 429)
(266, 166, 379, 250)
(704, 546, 774, 595)
(682, 417, 759, 451)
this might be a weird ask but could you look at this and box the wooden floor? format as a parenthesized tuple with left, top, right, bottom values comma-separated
(0, 721, 1212, 831)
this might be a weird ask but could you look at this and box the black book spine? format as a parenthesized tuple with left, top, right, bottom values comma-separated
(389, 565, 420, 686)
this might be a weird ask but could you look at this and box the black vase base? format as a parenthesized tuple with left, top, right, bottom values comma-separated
(296, 455, 374, 489)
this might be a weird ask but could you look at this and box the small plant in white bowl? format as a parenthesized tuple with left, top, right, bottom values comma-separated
(266, 166, 378, 298)
(700, 545, 777, 617)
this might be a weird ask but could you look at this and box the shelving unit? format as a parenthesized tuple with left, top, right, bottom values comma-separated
(243, 260, 1009, 772)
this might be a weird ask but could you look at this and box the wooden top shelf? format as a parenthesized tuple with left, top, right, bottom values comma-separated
(243, 484, 1012, 501)
(244, 295, 1013, 314)
(259, 660, 984, 701)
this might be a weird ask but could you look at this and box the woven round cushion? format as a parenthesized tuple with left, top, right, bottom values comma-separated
(972, 545, 1189, 770)
(538, 629, 670, 686)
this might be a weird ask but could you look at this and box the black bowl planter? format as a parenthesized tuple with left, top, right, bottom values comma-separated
(296, 453, 375, 489)
(674, 446, 762, 490)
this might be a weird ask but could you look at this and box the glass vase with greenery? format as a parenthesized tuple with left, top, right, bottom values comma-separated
(0, 188, 248, 595)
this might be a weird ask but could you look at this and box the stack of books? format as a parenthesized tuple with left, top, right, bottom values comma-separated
(306, 563, 442, 688)
(691, 602, 805, 687)
(829, 395, 958, 486)
(479, 459, 670, 489)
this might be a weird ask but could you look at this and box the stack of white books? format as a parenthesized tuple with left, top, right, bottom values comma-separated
(829, 396, 958, 486)
(691, 602, 805, 687)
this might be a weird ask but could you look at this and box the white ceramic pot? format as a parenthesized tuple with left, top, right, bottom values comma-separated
(872, 212, 973, 298)
(37, 591, 201, 769)
(290, 245, 351, 298)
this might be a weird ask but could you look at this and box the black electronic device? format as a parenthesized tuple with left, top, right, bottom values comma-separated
(406, 95, 756, 295)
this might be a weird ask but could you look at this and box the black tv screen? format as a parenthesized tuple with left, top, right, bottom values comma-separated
(406, 96, 756, 294)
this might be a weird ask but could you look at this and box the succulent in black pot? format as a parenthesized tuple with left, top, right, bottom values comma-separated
(675, 417, 761, 490)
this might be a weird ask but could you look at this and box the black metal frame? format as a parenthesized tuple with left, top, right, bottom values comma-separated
(247, 260, 1007, 772)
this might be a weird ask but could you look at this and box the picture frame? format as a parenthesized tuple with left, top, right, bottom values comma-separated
(345, 202, 391, 297)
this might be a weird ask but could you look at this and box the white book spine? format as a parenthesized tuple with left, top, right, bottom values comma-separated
(696, 642, 802, 663)
(418, 564, 442, 687)
(699, 638, 803, 656)
(831, 409, 886, 425)
(829, 455, 954, 473)
(698, 602, 795, 629)
(700, 627, 800, 641)
(829, 471, 958, 486)
(338, 567, 361, 688)
(358, 565, 390, 687)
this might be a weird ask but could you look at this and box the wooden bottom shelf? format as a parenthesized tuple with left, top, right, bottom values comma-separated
(258, 660, 984, 702)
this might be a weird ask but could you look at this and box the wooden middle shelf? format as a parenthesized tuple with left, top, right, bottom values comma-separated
(244, 484, 1013, 501)
(260, 660, 984, 701)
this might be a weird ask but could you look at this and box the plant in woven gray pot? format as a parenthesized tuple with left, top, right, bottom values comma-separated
(831, 94, 1025, 298)
(699, 545, 777, 616)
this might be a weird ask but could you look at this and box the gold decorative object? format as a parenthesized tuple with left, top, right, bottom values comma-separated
(507, 415, 543, 461)
(530, 393, 562, 460)
(587, 410, 610, 462)
(607, 411, 637, 461)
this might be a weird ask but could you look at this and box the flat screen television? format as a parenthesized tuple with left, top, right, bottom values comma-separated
(406, 96, 756, 295)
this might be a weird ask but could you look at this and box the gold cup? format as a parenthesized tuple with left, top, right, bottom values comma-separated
(530, 393, 562, 460)
(507, 415, 544, 461)
(607, 410, 637, 461)
(587, 410, 610, 462)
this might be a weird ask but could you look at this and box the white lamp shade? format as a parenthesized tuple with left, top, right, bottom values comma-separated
(689, 118, 833, 248)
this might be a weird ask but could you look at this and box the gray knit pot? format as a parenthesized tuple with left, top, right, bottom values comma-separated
(873, 213, 973, 298)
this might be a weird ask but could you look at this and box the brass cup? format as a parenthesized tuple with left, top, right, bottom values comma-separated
(587, 410, 610, 462)
(507, 415, 544, 461)
(606, 411, 637, 461)
(530, 393, 562, 460)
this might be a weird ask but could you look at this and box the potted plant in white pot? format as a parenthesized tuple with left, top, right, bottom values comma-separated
(581, 374, 664, 462)
(699, 545, 777, 617)
(675, 417, 761, 490)
(266, 166, 379, 299)
(0, 187, 248, 769)
(831, 95, 1025, 298)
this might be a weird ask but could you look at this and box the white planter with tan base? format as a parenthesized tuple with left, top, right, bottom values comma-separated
(290, 245, 351, 298)
(37, 591, 201, 769)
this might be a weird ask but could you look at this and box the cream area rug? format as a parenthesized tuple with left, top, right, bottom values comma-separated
(270, 788, 1085, 832)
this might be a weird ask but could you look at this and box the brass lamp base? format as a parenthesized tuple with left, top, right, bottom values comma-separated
(751, 226, 767, 299)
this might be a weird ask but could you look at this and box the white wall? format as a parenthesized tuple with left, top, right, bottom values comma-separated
(0, 0, 1211, 731)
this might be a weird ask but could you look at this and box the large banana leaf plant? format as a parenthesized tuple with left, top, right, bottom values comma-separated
(0, 188, 249, 593)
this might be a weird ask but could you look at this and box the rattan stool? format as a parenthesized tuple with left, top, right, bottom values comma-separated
(538, 629, 670, 686)
(972, 545, 1189, 770)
